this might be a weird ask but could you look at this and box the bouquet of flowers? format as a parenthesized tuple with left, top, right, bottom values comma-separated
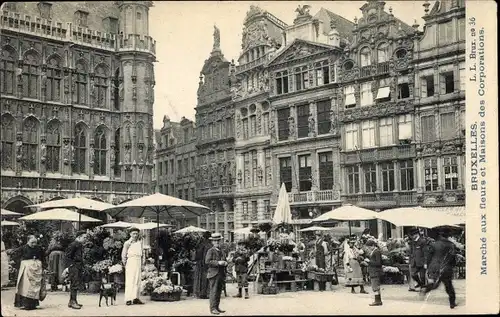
(173, 258, 193, 273)
(108, 263, 123, 274)
(153, 283, 183, 294)
(92, 259, 112, 274)
(382, 266, 400, 273)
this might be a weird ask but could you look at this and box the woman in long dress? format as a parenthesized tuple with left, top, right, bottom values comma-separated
(13, 235, 45, 310)
(1, 239, 10, 287)
(47, 238, 65, 291)
(193, 231, 212, 299)
(343, 237, 367, 294)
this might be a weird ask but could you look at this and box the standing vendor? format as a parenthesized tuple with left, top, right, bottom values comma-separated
(314, 232, 328, 270)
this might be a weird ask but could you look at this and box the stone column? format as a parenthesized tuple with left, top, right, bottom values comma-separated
(291, 152, 298, 193)
(308, 101, 317, 137)
(212, 200, 219, 233)
(257, 199, 265, 222)
(221, 199, 230, 239)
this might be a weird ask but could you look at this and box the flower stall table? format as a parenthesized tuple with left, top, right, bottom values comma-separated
(254, 252, 307, 294)
(306, 270, 337, 291)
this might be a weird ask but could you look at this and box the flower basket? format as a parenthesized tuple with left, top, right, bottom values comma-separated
(150, 290, 182, 302)
(307, 271, 316, 280)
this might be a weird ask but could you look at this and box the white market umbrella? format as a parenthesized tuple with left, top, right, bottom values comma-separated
(376, 207, 463, 229)
(1, 209, 22, 217)
(1, 220, 20, 227)
(299, 226, 331, 232)
(312, 204, 377, 235)
(175, 225, 208, 234)
(99, 221, 134, 229)
(103, 193, 211, 275)
(272, 183, 292, 226)
(19, 208, 102, 223)
(134, 222, 171, 231)
(233, 227, 253, 235)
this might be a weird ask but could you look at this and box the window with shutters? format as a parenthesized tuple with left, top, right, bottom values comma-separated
(421, 75, 435, 97)
(318, 152, 333, 190)
(440, 72, 454, 94)
(315, 61, 330, 86)
(46, 120, 61, 172)
(295, 66, 309, 91)
(22, 53, 40, 99)
(242, 118, 248, 139)
(443, 156, 459, 190)
(297, 104, 309, 139)
(360, 82, 373, 106)
(459, 62, 466, 91)
(363, 163, 377, 193)
(279, 157, 292, 192)
(22, 117, 39, 171)
(316, 100, 331, 135)
(345, 123, 359, 151)
(73, 123, 86, 174)
(277, 108, 290, 141)
(275, 71, 289, 95)
(344, 85, 356, 108)
(346, 166, 360, 194)
(360, 47, 371, 67)
(420, 115, 436, 143)
(46, 57, 62, 101)
(424, 158, 439, 191)
(0, 48, 15, 95)
(438, 20, 453, 45)
(0, 114, 15, 170)
(400, 160, 415, 191)
(380, 162, 395, 192)
(93, 127, 107, 176)
(379, 117, 393, 146)
(440, 113, 456, 140)
(298, 154, 312, 191)
(361, 120, 376, 148)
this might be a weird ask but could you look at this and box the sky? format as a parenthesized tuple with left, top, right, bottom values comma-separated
(149, 1, 434, 129)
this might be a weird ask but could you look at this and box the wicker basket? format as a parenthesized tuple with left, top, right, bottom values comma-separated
(150, 290, 182, 302)
(262, 284, 278, 295)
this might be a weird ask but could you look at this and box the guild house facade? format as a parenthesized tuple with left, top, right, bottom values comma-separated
(0, 1, 156, 215)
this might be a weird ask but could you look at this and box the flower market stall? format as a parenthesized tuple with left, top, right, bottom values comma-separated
(140, 258, 183, 302)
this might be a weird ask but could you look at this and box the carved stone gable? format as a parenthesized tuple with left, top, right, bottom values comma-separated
(268, 40, 333, 68)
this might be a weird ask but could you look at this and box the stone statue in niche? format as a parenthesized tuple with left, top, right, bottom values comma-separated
(330, 112, 338, 134)
(308, 113, 316, 137)
(110, 146, 116, 167)
(269, 113, 276, 141)
(119, 82, 124, 100)
(288, 116, 295, 137)
(15, 137, 23, 162)
(41, 70, 47, 91)
(257, 166, 263, 182)
(40, 139, 47, 164)
(132, 84, 137, 99)
(89, 145, 95, 166)
(138, 146, 144, 163)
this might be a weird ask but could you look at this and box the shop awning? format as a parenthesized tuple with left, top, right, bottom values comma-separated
(376, 86, 391, 99)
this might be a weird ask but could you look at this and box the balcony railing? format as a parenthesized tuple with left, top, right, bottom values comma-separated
(287, 189, 341, 204)
(342, 191, 418, 207)
(197, 185, 235, 197)
(342, 145, 416, 164)
(236, 54, 271, 74)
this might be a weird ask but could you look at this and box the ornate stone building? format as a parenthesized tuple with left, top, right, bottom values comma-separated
(232, 6, 286, 233)
(194, 27, 235, 238)
(0, 2, 156, 214)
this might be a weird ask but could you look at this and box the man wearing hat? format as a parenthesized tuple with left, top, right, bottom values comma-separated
(122, 227, 144, 306)
(422, 228, 457, 309)
(64, 230, 86, 310)
(407, 228, 429, 291)
(205, 233, 227, 315)
(364, 239, 383, 306)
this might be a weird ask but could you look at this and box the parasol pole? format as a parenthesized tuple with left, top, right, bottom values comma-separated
(348, 221, 352, 236)
(157, 211, 160, 276)
(78, 211, 81, 230)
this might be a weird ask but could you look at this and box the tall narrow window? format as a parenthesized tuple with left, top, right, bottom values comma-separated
(377, 43, 389, 63)
(95, 65, 108, 108)
(46, 120, 61, 172)
(74, 123, 86, 174)
(420, 115, 436, 143)
(94, 127, 107, 176)
(298, 154, 312, 192)
(397, 75, 410, 99)
(318, 152, 333, 190)
(459, 62, 466, 91)
(249, 115, 256, 137)
(113, 68, 120, 110)
(0, 114, 15, 170)
(46, 57, 62, 101)
(297, 104, 309, 138)
(226, 117, 233, 137)
(438, 20, 453, 45)
(345, 123, 359, 151)
(360, 47, 371, 67)
(114, 128, 121, 177)
(346, 166, 360, 194)
(440, 113, 456, 140)
(279, 157, 292, 192)
(0, 48, 15, 95)
(380, 162, 395, 192)
(295, 66, 309, 91)
(424, 158, 438, 191)
(458, 18, 466, 41)
(242, 118, 248, 139)
(177, 159, 183, 177)
(360, 82, 373, 106)
(361, 120, 376, 148)
(316, 100, 331, 135)
(344, 85, 356, 108)
(265, 150, 271, 186)
(315, 61, 330, 86)
(363, 163, 377, 193)
(22, 53, 40, 99)
(398, 114, 413, 140)
(275, 71, 289, 95)
(251, 150, 257, 187)
(379, 117, 393, 146)
(277, 108, 290, 141)
(242, 202, 249, 221)
(400, 160, 415, 191)
(262, 112, 270, 135)
(75, 61, 88, 105)
(443, 156, 459, 190)
(421, 75, 435, 97)
(22, 117, 39, 171)
(440, 72, 455, 94)
(243, 152, 250, 188)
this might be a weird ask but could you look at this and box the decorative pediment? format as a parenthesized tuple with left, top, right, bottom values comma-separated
(267, 39, 334, 68)
(201, 54, 230, 75)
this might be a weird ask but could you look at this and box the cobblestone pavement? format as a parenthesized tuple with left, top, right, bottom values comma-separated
(1, 280, 466, 316)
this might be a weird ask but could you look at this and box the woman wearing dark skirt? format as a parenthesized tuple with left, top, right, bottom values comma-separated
(47, 239, 65, 291)
(193, 231, 212, 299)
(12, 235, 45, 310)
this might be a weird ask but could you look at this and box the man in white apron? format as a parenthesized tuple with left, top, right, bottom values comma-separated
(122, 227, 144, 305)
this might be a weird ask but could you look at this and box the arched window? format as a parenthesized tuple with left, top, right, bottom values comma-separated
(360, 47, 371, 67)
(22, 52, 40, 99)
(377, 43, 389, 63)
(94, 127, 107, 176)
(46, 56, 62, 101)
(113, 68, 120, 111)
(114, 128, 121, 177)
(1, 114, 15, 169)
(22, 117, 39, 171)
(95, 65, 108, 108)
(46, 120, 61, 172)
(74, 61, 88, 105)
(0, 47, 16, 95)
(73, 123, 87, 174)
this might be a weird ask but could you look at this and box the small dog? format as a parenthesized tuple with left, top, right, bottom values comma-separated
(99, 278, 118, 307)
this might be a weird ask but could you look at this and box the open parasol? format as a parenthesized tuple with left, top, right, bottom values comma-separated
(299, 226, 331, 232)
(376, 207, 463, 229)
(174, 225, 208, 234)
(1, 220, 20, 227)
(1, 208, 22, 217)
(134, 222, 171, 231)
(312, 204, 377, 235)
(99, 221, 135, 229)
(19, 208, 102, 223)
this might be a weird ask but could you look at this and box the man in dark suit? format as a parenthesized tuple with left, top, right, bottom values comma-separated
(423, 228, 457, 309)
(365, 240, 383, 306)
(205, 233, 228, 315)
(64, 231, 86, 310)
(407, 228, 429, 291)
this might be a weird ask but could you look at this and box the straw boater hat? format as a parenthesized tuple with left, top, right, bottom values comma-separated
(209, 233, 223, 241)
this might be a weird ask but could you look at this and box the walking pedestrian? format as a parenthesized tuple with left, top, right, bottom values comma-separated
(232, 242, 250, 299)
(122, 227, 144, 306)
(64, 230, 86, 310)
(343, 236, 367, 294)
(364, 240, 383, 306)
(422, 228, 457, 309)
(407, 228, 429, 291)
(205, 233, 227, 315)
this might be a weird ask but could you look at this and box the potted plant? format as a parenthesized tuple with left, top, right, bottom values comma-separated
(151, 282, 184, 302)
(89, 259, 112, 293)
